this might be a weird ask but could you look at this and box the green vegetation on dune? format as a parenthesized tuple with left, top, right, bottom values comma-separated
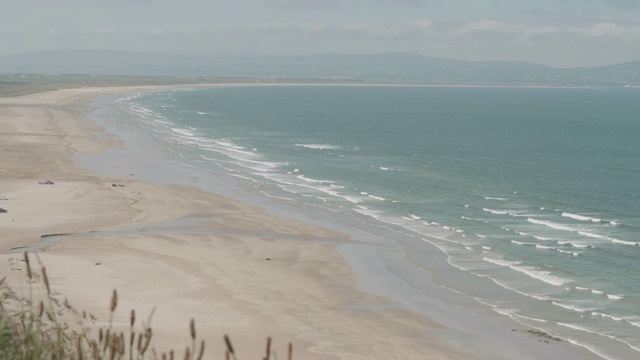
(0, 74, 224, 97)
(0, 74, 360, 98)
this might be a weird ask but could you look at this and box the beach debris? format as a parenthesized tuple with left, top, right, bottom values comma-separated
(112, 183, 127, 187)
(38, 179, 54, 184)
(0, 195, 8, 200)
(526, 329, 561, 342)
(0, 208, 7, 213)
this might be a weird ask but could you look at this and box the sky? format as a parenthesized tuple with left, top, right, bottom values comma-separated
(1, 0, 639, 68)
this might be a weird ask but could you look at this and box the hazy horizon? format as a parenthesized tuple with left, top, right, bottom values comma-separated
(1, 0, 640, 68)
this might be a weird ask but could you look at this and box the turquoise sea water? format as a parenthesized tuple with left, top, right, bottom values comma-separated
(96, 86, 640, 359)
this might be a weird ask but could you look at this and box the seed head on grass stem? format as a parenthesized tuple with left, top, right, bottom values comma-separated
(110, 290, 117, 312)
(140, 328, 152, 355)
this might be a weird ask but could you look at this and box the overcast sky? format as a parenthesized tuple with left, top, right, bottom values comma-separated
(1, 0, 639, 68)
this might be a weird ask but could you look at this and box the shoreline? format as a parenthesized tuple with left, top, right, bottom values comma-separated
(0, 85, 602, 359)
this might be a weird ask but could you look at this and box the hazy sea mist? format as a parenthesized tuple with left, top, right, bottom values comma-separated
(94, 85, 640, 360)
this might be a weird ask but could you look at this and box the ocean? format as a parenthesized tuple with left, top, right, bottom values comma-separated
(92, 85, 640, 360)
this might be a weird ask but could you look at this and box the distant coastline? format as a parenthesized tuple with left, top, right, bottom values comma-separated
(0, 74, 613, 99)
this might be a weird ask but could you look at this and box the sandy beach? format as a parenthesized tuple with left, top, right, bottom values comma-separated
(0, 86, 602, 360)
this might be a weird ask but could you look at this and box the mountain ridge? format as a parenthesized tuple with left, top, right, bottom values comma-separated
(1, 50, 638, 87)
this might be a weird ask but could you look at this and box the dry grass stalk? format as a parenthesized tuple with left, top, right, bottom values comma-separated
(137, 333, 142, 353)
(288, 342, 293, 360)
(103, 329, 111, 352)
(41, 267, 51, 294)
(264, 337, 271, 360)
(23, 252, 32, 279)
(197, 340, 205, 360)
(1, 255, 293, 360)
(140, 328, 152, 355)
(38, 300, 44, 318)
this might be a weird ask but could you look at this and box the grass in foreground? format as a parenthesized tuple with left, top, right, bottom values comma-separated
(0, 252, 292, 360)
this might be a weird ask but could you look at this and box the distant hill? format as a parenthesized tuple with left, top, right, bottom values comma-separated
(0, 50, 638, 87)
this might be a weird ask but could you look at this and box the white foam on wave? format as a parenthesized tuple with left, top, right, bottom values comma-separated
(511, 240, 534, 245)
(566, 339, 616, 360)
(591, 312, 624, 321)
(201, 148, 282, 173)
(297, 174, 334, 185)
(259, 172, 365, 205)
(558, 241, 589, 248)
(535, 244, 556, 250)
(578, 231, 638, 246)
(512, 313, 548, 323)
(171, 128, 196, 137)
(553, 301, 595, 313)
(484, 257, 571, 286)
(527, 218, 577, 232)
(486, 277, 550, 301)
(200, 140, 256, 156)
(484, 196, 508, 201)
(295, 143, 339, 150)
(483, 208, 509, 215)
(562, 212, 597, 222)
(367, 194, 387, 201)
(578, 231, 605, 239)
(557, 249, 580, 256)
(562, 324, 640, 355)
(607, 294, 624, 300)
(628, 320, 640, 328)
(575, 286, 605, 295)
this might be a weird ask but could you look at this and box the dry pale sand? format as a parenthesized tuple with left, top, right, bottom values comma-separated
(0, 87, 486, 359)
